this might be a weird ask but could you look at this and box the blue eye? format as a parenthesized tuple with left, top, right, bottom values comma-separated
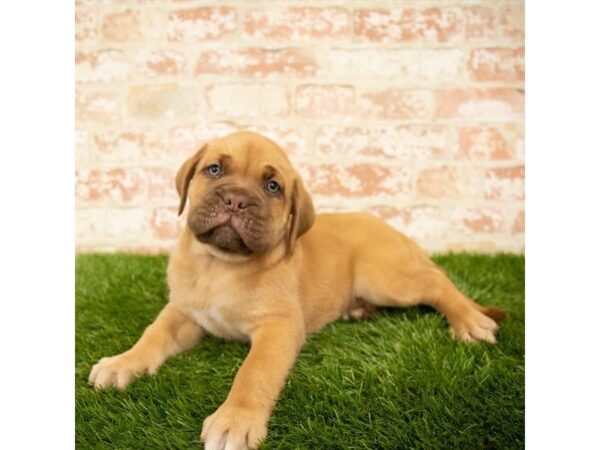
(265, 180, 280, 194)
(206, 164, 221, 177)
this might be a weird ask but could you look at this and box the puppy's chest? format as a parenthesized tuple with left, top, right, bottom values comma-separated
(171, 271, 253, 341)
(188, 307, 247, 341)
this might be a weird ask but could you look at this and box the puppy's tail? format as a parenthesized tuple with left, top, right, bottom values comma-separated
(477, 305, 508, 323)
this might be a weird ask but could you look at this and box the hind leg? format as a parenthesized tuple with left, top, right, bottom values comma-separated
(355, 258, 506, 344)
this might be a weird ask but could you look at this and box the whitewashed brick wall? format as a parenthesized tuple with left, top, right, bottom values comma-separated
(76, 1, 525, 254)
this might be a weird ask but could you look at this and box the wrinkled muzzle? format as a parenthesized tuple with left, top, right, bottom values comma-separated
(187, 186, 272, 254)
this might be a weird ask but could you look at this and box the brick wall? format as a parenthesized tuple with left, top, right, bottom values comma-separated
(75, 0, 524, 254)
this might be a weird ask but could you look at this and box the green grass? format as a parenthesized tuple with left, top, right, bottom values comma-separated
(76, 253, 524, 449)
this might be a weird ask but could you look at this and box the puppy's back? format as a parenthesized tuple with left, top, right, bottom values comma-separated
(295, 212, 431, 331)
(304, 212, 423, 257)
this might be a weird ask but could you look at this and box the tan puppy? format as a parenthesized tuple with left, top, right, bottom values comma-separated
(89, 131, 506, 450)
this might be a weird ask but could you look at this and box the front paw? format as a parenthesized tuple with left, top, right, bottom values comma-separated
(201, 403, 268, 450)
(88, 351, 157, 390)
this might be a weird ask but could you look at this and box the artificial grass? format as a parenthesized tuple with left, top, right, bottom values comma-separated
(76, 253, 524, 449)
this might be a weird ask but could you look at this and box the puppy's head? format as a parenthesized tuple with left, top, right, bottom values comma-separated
(175, 131, 314, 258)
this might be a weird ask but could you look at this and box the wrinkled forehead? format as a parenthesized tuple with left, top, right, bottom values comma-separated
(202, 133, 293, 177)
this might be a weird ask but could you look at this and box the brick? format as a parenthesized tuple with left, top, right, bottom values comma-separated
(151, 207, 182, 240)
(484, 166, 525, 200)
(109, 245, 170, 255)
(244, 7, 349, 40)
(359, 90, 434, 120)
(316, 126, 451, 160)
(127, 84, 200, 120)
(316, 126, 397, 159)
(102, 10, 138, 41)
(371, 205, 447, 241)
(295, 85, 354, 118)
(497, 3, 525, 41)
(76, 90, 123, 124)
(76, 208, 150, 246)
(168, 122, 240, 160)
(136, 49, 189, 77)
(515, 126, 525, 161)
(206, 84, 290, 118)
(243, 126, 308, 159)
(445, 241, 501, 253)
(512, 210, 525, 234)
(76, 49, 131, 83)
(196, 48, 318, 78)
(146, 167, 178, 203)
(457, 126, 512, 160)
(327, 49, 465, 82)
(452, 207, 506, 234)
(465, 5, 525, 42)
(464, 7, 496, 41)
(168, 122, 307, 162)
(75, 8, 98, 43)
(93, 129, 164, 164)
(354, 8, 464, 43)
(469, 47, 524, 82)
(76, 169, 147, 204)
(416, 165, 482, 199)
(303, 163, 411, 198)
(435, 89, 524, 121)
(167, 7, 236, 41)
(102, 9, 163, 42)
(75, 129, 92, 168)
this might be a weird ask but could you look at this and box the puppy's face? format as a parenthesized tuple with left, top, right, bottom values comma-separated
(175, 131, 314, 257)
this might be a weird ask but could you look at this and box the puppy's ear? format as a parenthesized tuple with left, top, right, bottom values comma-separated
(175, 145, 206, 216)
(286, 176, 315, 255)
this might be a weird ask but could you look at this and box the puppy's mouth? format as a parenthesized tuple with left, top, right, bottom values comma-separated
(195, 220, 252, 255)
(189, 204, 269, 255)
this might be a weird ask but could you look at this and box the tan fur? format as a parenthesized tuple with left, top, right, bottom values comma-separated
(89, 131, 506, 450)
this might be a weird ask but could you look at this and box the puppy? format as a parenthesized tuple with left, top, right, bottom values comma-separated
(89, 131, 506, 450)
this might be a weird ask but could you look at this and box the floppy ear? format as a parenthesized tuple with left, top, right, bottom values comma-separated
(175, 145, 206, 216)
(286, 176, 315, 255)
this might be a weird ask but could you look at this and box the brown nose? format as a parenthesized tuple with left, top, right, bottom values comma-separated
(223, 192, 248, 213)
